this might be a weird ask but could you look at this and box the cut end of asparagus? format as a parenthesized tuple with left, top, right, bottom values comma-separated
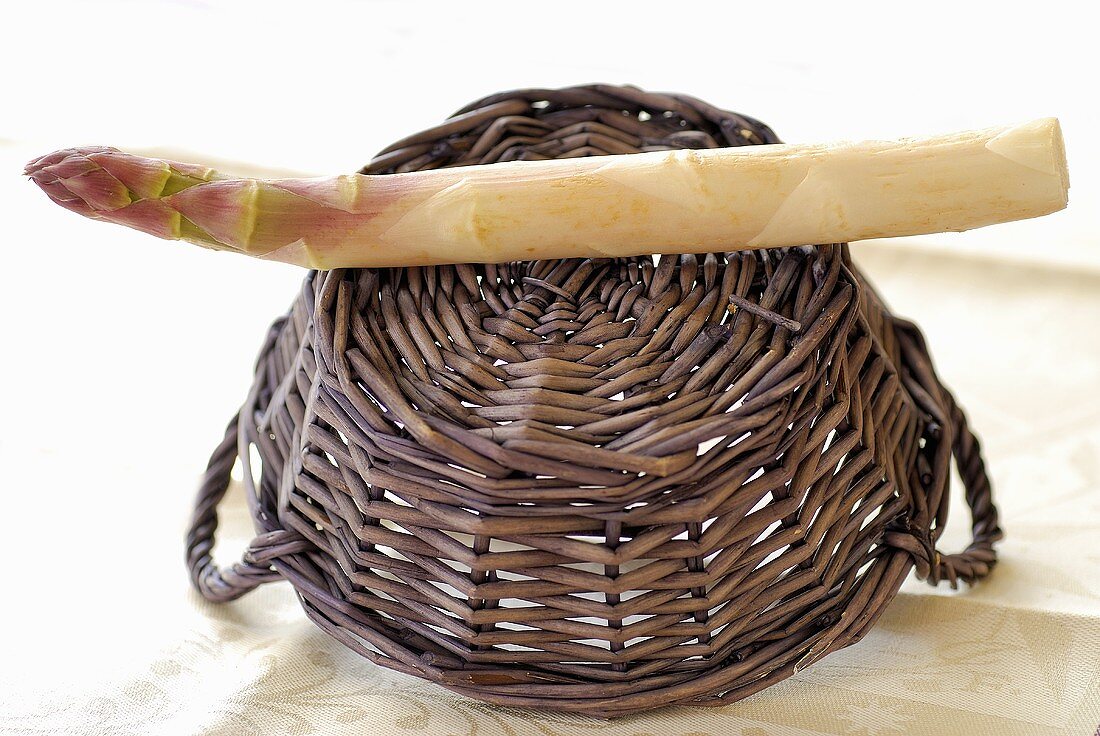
(985, 117, 1069, 205)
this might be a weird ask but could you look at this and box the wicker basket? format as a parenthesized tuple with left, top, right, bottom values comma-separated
(185, 85, 1002, 717)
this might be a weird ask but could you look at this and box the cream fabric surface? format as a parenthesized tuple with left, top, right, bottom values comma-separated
(2, 212, 1098, 734)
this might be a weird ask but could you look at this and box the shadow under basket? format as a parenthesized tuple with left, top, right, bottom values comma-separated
(185, 85, 1003, 717)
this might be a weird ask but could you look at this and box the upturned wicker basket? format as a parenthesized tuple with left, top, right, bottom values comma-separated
(186, 85, 1002, 717)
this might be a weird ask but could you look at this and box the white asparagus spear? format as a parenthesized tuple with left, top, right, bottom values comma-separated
(25, 118, 1068, 269)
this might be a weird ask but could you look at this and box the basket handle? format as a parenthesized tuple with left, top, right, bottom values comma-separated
(185, 414, 310, 603)
(885, 392, 1004, 588)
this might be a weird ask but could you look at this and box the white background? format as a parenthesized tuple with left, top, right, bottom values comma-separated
(0, 1, 1096, 731)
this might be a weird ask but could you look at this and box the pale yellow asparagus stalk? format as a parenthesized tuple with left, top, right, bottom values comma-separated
(25, 119, 1068, 269)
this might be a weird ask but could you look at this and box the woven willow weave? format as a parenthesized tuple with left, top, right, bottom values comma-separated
(186, 85, 1002, 716)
